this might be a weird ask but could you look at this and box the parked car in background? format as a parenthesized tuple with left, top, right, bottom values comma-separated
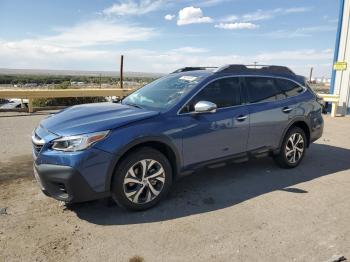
(0, 98, 9, 105)
(32, 65, 324, 211)
(0, 99, 28, 109)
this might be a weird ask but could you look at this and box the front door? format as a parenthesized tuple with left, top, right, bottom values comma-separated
(179, 77, 249, 167)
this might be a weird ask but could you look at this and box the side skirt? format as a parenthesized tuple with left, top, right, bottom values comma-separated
(177, 147, 275, 178)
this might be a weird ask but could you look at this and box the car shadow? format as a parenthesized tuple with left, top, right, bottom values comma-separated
(69, 143, 350, 225)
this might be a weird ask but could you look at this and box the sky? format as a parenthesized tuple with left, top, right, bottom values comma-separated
(0, 0, 340, 77)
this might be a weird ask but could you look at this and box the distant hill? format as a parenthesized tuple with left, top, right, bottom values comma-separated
(0, 68, 164, 78)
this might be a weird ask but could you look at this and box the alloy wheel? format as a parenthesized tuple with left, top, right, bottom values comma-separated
(123, 159, 166, 204)
(285, 133, 304, 164)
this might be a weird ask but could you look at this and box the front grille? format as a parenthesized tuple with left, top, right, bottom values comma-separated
(33, 143, 43, 154)
(32, 132, 45, 155)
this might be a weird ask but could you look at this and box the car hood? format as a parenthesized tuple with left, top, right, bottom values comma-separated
(40, 102, 159, 136)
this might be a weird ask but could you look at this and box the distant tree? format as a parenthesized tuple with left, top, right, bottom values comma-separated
(58, 81, 71, 89)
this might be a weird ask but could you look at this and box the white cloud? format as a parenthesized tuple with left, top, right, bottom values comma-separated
(196, 0, 230, 7)
(264, 26, 337, 38)
(223, 7, 312, 22)
(121, 48, 333, 76)
(296, 25, 337, 33)
(222, 15, 239, 22)
(172, 46, 209, 53)
(215, 22, 259, 30)
(0, 19, 158, 69)
(241, 10, 273, 22)
(164, 14, 175, 21)
(262, 30, 309, 39)
(177, 6, 213, 26)
(45, 20, 156, 47)
(0, 19, 157, 57)
(0, 39, 111, 70)
(0, 44, 334, 77)
(284, 7, 311, 13)
(255, 49, 333, 61)
(103, 0, 165, 16)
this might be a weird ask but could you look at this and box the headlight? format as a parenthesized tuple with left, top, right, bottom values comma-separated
(52, 130, 110, 152)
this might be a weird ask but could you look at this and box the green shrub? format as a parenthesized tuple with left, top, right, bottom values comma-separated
(33, 96, 107, 107)
(33, 84, 107, 107)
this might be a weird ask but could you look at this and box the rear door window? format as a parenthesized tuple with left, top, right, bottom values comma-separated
(245, 77, 286, 103)
(275, 78, 304, 97)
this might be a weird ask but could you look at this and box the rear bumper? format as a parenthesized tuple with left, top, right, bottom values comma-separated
(33, 163, 109, 203)
(310, 116, 324, 144)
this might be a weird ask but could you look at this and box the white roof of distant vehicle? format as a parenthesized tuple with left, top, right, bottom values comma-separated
(0, 100, 28, 109)
(8, 98, 29, 103)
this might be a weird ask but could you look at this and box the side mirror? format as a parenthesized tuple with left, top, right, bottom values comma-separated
(194, 101, 217, 114)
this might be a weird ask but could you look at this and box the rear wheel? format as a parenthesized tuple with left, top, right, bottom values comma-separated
(274, 127, 306, 168)
(111, 147, 172, 211)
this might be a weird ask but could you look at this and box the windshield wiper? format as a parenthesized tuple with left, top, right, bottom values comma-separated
(123, 102, 143, 109)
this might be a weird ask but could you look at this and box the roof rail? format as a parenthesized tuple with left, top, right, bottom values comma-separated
(172, 67, 217, 73)
(215, 64, 295, 75)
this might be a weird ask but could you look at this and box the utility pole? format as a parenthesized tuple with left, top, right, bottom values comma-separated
(309, 67, 313, 82)
(253, 61, 258, 68)
(99, 73, 102, 88)
(120, 55, 124, 89)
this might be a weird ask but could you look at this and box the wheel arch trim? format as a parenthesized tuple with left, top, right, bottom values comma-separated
(104, 135, 182, 191)
(277, 118, 312, 152)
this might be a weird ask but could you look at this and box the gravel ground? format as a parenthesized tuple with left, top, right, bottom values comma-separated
(0, 112, 350, 262)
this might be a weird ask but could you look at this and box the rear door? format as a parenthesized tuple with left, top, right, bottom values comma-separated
(243, 76, 298, 151)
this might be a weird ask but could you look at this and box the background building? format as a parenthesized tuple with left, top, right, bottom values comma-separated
(332, 0, 350, 115)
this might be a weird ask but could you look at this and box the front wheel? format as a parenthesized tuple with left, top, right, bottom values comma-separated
(274, 127, 307, 168)
(111, 147, 173, 211)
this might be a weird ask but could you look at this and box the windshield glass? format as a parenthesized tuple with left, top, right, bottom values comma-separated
(122, 74, 205, 111)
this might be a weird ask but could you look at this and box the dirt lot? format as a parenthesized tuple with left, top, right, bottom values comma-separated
(0, 112, 350, 262)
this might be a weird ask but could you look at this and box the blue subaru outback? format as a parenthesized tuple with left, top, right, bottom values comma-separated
(32, 65, 324, 210)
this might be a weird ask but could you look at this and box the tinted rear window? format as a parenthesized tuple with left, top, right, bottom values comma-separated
(275, 78, 304, 97)
(245, 77, 285, 103)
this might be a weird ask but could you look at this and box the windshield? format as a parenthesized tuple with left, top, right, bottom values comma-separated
(122, 74, 205, 111)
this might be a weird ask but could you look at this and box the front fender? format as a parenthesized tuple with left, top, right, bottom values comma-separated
(101, 134, 183, 192)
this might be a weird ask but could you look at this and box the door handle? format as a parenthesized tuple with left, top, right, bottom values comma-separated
(282, 107, 293, 113)
(236, 115, 248, 121)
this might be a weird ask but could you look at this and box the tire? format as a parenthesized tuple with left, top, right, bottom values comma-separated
(274, 127, 307, 169)
(111, 147, 173, 211)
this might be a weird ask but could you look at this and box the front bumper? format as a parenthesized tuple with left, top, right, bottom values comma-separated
(34, 163, 109, 203)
